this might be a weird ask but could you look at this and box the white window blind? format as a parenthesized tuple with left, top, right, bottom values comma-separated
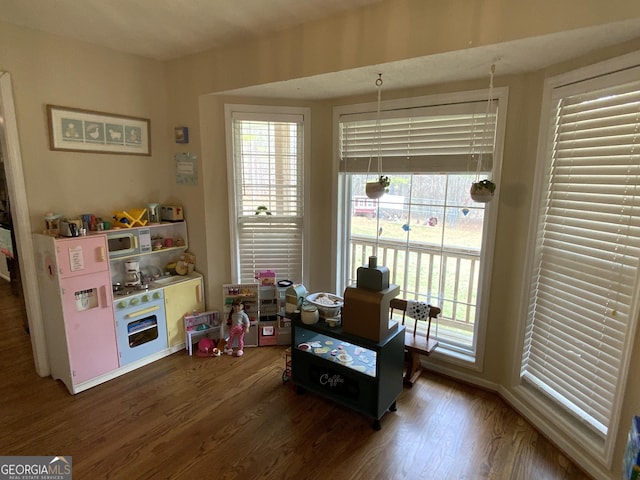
(230, 112, 304, 283)
(339, 100, 497, 173)
(521, 70, 640, 437)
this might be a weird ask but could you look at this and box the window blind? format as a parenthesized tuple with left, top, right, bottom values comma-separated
(231, 114, 304, 283)
(521, 71, 640, 437)
(339, 100, 497, 173)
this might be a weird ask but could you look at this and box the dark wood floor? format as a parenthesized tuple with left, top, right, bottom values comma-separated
(0, 279, 586, 479)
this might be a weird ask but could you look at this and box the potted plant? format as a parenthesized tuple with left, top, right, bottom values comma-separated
(365, 175, 390, 199)
(470, 179, 496, 203)
(255, 205, 272, 215)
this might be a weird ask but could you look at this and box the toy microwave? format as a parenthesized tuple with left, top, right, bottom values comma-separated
(161, 205, 184, 222)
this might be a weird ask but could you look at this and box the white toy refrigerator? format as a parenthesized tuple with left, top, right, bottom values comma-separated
(33, 233, 119, 394)
(222, 283, 259, 348)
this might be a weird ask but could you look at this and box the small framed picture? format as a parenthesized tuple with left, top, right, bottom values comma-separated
(175, 126, 189, 144)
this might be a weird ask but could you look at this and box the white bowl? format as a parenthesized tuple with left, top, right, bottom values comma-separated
(305, 292, 344, 318)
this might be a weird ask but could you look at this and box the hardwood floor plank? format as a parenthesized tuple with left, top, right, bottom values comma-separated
(0, 278, 588, 479)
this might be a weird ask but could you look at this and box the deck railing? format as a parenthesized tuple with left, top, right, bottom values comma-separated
(349, 235, 480, 346)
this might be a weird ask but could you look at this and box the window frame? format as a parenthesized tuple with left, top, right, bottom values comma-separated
(332, 88, 508, 367)
(224, 104, 311, 286)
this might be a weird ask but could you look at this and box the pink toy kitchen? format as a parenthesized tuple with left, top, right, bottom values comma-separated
(32, 205, 204, 394)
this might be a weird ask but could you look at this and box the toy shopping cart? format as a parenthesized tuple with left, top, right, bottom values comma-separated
(282, 347, 292, 383)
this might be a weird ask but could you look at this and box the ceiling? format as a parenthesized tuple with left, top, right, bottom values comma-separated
(0, 0, 384, 60)
(1, 0, 639, 99)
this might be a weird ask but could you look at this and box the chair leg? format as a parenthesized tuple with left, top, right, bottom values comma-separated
(404, 350, 423, 387)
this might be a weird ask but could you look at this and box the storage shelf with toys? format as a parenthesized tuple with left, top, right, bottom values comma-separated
(104, 221, 188, 262)
(108, 222, 196, 293)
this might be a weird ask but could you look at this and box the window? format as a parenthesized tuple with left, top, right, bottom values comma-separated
(225, 105, 309, 284)
(520, 59, 640, 460)
(335, 90, 507, 361)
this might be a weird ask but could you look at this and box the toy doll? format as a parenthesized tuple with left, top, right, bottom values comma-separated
(225, 298, 250, 356)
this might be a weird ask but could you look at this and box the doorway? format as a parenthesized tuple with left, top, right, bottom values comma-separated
(0, 146, 22, 301)
(0, 71, 48, 377)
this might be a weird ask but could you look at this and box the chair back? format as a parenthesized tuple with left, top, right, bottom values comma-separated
(389, 298, 440, 340)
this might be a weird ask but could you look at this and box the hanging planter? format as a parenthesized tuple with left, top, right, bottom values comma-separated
(469, 64, 498, 204)
(364, 74, 390, 201)
(366, 175, 390, 199)
(470, 179, 496, 203)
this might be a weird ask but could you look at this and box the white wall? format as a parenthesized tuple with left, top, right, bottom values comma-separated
(0, 22, 171, 228)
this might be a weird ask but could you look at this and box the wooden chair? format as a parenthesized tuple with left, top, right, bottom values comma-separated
(390, 298, 440, 387)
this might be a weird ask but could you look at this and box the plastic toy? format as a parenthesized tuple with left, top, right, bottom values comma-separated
(225, 298, 250, 357)
(112, 208, 148, 228)
(195, 338, 221, 357)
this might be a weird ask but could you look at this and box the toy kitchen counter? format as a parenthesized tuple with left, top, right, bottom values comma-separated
(112, 271, 201, 298)
(33, 220, 204, 395)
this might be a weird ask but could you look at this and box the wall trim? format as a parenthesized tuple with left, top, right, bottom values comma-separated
(0, 71, 48, 376)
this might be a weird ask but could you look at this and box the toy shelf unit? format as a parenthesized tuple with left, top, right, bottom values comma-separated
(276, 314, 292, 346)
(291, 318, 405, 430)
(258, 286, 279, 346)
(222, 283, 259, 348)
(259, 286, 278, 321)
(184, 311, 221, 356)
(146, 221, 188, 253)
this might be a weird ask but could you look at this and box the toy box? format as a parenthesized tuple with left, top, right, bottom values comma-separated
(259, 321, 277, 346)
(256, 270, 276, 286)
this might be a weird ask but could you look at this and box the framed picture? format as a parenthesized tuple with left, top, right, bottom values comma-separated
(47, 105, 151, 155)
(175, 126, 189, 144)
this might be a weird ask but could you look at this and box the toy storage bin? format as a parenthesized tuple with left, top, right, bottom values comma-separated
(259, 321, 277, 346)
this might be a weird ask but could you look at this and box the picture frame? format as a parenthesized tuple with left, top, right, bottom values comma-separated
(175, 126, 189, 144)
(46, 105, 151, 156)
